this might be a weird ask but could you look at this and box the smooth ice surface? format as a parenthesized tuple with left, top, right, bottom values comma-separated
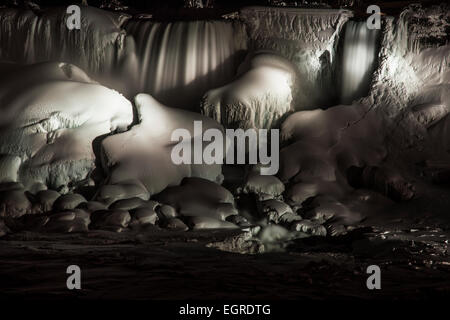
(100, 94, 224, 196)
(201, 51, 298, 129)
(0, 62, 134, 191)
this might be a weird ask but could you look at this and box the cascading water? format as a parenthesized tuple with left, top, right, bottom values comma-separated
(124, 20, 247, 109)
(340, 21, 379, 104)
(0, 7, 247, 110)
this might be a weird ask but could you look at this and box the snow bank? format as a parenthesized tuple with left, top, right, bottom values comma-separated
(201, 51, 297, 129)
(0, 62, 134, 191)
(100, 94, 224, 195)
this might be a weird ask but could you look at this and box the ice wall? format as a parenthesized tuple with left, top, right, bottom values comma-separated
(239, 7, 353, 110)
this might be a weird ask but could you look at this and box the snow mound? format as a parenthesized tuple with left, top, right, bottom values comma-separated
(0, 62, 134, 191)
(201, 52, 298, 129)
(100, 94, 224, 195)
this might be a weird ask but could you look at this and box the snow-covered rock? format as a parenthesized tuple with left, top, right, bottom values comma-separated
(279, 103, 386, 186)
(201, 52, 298, 129)
(90, 209, 131, 231)
(163, 217, 189, 231)
(257, 199, 293, 223)
(155, 177, 234, 209)
(238, 165, 285, 199)
(0, 189, 32, 218)
(0, 62, 134, 191)
(109, 197, 148, 211)
(36, 190, 61, 213)
(130, 207, 158, 227)
(158, 204, 178, 219)
(53, 194, 87, 211)
(95, 180, 150, 206)
(101, 94, 224, 195)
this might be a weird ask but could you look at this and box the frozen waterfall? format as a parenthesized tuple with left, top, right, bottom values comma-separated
(339, 21, 380, 104)
(0, 7, 247, 110)
(124, 20, 247, 108)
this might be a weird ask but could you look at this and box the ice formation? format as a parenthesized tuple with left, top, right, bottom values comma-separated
(0, 6, 131, 86)
(275, 4, 450, 228)
(0, 4, 449, 239)
(359, 4, 450, 163)
(100, 94, 224, 196)
(201, 51, 298, 129)
(339, 21, 380, 104)
(0, 62, 134, 191)
(240, 7, 353, 109)
(0, 6, 247, 110)
(125, 19, 247, 109)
